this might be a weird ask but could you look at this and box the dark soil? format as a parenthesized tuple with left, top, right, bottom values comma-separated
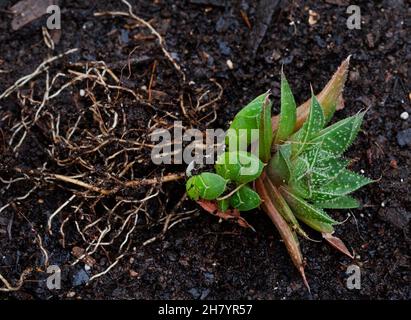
(0, 0, 410, 300)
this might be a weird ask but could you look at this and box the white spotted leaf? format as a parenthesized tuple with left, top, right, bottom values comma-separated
(312, 169, 373, 201)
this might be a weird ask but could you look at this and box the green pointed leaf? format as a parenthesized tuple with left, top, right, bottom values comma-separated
(186, 173, 227, 200)
(215, 151, 263, 184)
(310, 112, 365, 155)
(291, 155, 310, 181)
(348, 111, 364, 146)
(259, 94, 273, 162)
(267, 144, 292, 184)
(311, 152, 349, 187)
(304, 141, 323, 169)
(291, 142, 323, 182)
(280, 187, 336, 233)
(312, 169, 373, 201)
(288, 150, 319, 199)
(275, 71, 297, 143)
(292, 94, 325, 156)
(289, 176, 312, 199)
(301, 219, 334, 234)
(314, 196, 360, 209)
(226, 93, 267, 151)
(230, 185, 261, 211)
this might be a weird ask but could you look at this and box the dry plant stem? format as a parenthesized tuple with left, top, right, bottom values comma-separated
(264, 175, 317, 242)
(124, 173, 184, 188)
(255, 174, 310, 291)
(51, 173, 184, 195)
(53, 174, 112, 195)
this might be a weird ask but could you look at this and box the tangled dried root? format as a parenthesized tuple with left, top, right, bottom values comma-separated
(0, 1, 224, 290)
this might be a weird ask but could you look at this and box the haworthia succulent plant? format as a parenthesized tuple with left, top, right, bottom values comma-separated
(186, 57, 373, 290)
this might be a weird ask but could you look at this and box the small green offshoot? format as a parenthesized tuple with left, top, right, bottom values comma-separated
(185, 57, 372, 290)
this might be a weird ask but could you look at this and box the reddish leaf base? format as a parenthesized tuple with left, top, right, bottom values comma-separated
(196, 200, 255, 231)
(322, 232, 354, 259)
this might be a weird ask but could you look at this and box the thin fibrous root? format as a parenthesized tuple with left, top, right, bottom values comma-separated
(0, 48, 78, 99)
(0, 268, 32, 292)
(47, 194, 77, 235)
(88, 253, 126, 283)
(94, 0, 185, 82)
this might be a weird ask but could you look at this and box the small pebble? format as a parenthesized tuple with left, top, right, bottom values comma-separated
(79, 89, 85, 97)
(390, 159, 398, 169)
(360, 169, 365, 174)
(84, 264, 91, 271)
(200, 289, 210, 300)
(308, 9, 320, 25)
(72, 269, 89, 286)
(188, 288, 201, 299)
(129, 270, 139, 278)
(400, 111, 409, 120)
(226, 59, 234, 70)
(217, 40, 231, 56)
(120, 29, 129, 44)
(397, 128, 411, 146)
